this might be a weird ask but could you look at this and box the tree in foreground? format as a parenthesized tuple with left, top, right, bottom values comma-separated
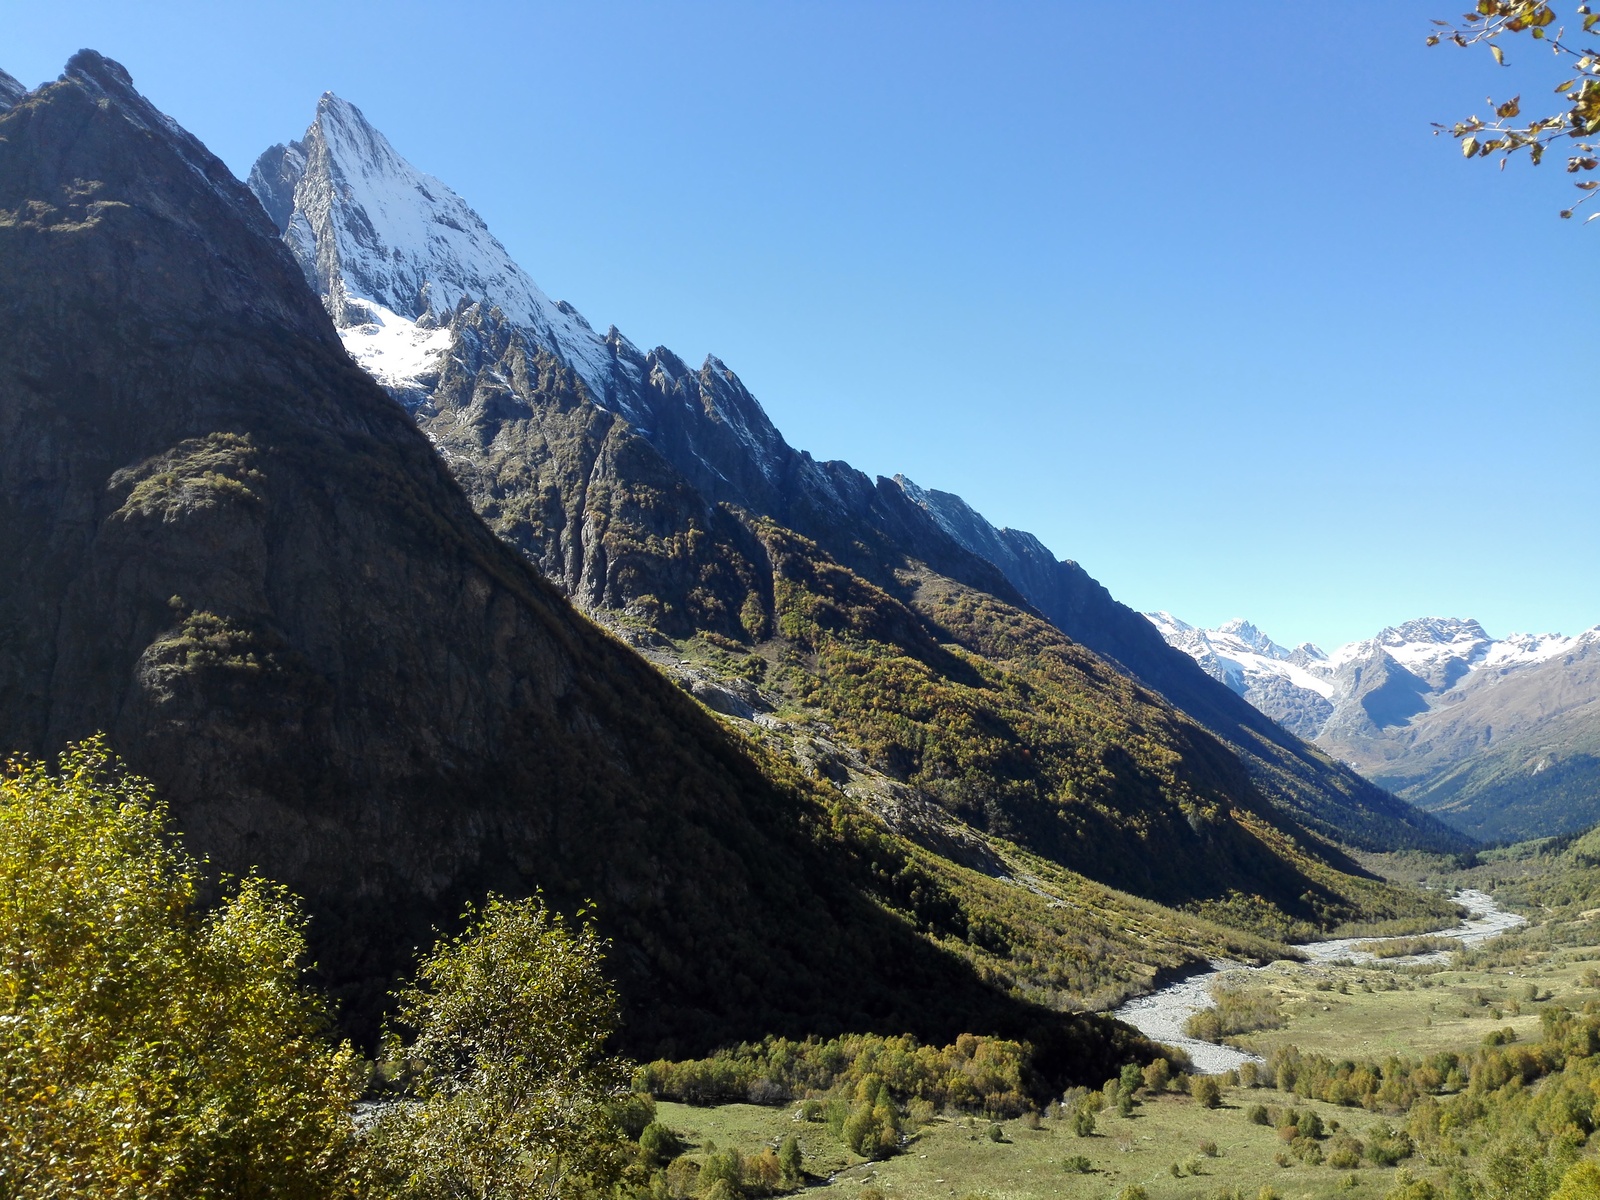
(0, 738, 362, 1198)
(1428, 1, 1600, 218)
(366, 894, 631, 1200)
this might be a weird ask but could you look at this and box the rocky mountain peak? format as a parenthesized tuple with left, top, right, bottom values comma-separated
(248, 93, 614, 401)
(54, 50, 277, 246)
(245, 90, 1464, 860)
(13, 51, 1128, 1054)
(1216, 618, 1290, 659)
(1378, 616, 1491, 654)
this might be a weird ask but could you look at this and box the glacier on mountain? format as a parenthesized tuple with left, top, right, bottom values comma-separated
(1149, 612, 1600, 738)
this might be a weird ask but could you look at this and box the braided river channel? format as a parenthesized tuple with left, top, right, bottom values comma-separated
(1111, 891, 1527, 1074)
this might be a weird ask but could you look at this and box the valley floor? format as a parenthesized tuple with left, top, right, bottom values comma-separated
(650, 873, 1600, 1200)
(662, 1090, 1409, 1200)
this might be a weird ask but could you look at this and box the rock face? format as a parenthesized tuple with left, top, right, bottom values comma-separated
(1149, 613, 1600, 841)
(0, 53, 1135, 1059)
(0, 68, 26, 111)
(249, 94, 1464, 859)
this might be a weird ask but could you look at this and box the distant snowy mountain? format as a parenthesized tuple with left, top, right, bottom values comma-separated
(1148, 612, 1600, 840)
(1143, 614, 1334, 739)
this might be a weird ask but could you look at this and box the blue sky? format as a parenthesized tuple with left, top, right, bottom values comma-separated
(8, 2, 1594, 649)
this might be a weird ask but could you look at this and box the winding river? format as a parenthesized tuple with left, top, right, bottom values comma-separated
(1110, 890, 1527, 1074)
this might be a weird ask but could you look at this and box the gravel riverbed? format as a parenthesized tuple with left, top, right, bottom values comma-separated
(1110, 890, 1526, 1074)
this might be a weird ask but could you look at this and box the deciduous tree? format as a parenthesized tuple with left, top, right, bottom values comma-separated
(0, 738, 362, 1198)
(366, 894, 631, 1199)
(1429, 2, 1600, 217)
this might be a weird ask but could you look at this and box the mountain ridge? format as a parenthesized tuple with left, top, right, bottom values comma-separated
(248, 91, 1466, 861)
(0, 54, 1467, 1090)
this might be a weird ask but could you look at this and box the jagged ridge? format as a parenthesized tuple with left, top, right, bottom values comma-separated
(245, 89, 1468, 929)
(245, 92, 1463, 859)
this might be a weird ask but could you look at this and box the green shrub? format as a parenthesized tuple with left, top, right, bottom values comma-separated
(610, 1092, 656, 1140)
(665, 1156, 700, 1197)
(1293, 1137, 1325, 1166)
(840, 1100, 900, 1157)
(1193, 1076, 1223, 1109)
(1185, 987, 1285, 1041)
(1365, 1123, 1413, 1167)
(1328, 1135, 1363, 1170)
(639, 1121, 686, 1166)
(637, 1030, 1030, 1114)
(1553, 1161, 1600, 1200)
(700, 1149, 744, 1196)
(1063, 1154, 1092, 1173)
(1144, 1058, 1172, 1093)
(778, 1134, 803, 1186)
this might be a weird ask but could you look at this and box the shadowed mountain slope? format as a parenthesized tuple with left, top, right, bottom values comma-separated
(274, 283, 1441, 940)
(0, 54, 1466, 1092)
(3, 53, 1461, 1091)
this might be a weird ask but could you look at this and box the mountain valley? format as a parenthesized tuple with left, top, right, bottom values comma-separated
(0, 55, 1469, 1074)
(5, 41, 1600, 1200)
(247, 90, 1464, 872)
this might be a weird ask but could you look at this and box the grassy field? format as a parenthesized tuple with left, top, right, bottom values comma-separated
(1206, 950, 1598, 1063)
(661, 1088, 1417, 1200)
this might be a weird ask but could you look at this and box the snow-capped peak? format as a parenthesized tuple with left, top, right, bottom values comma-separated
(250, 92, 614, 404)
(1323, 616, 1491, 678)
(1215, 618, 1293, 661)
(1482, 626, 1600, 668)
(1146, 611, 1194, 639)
